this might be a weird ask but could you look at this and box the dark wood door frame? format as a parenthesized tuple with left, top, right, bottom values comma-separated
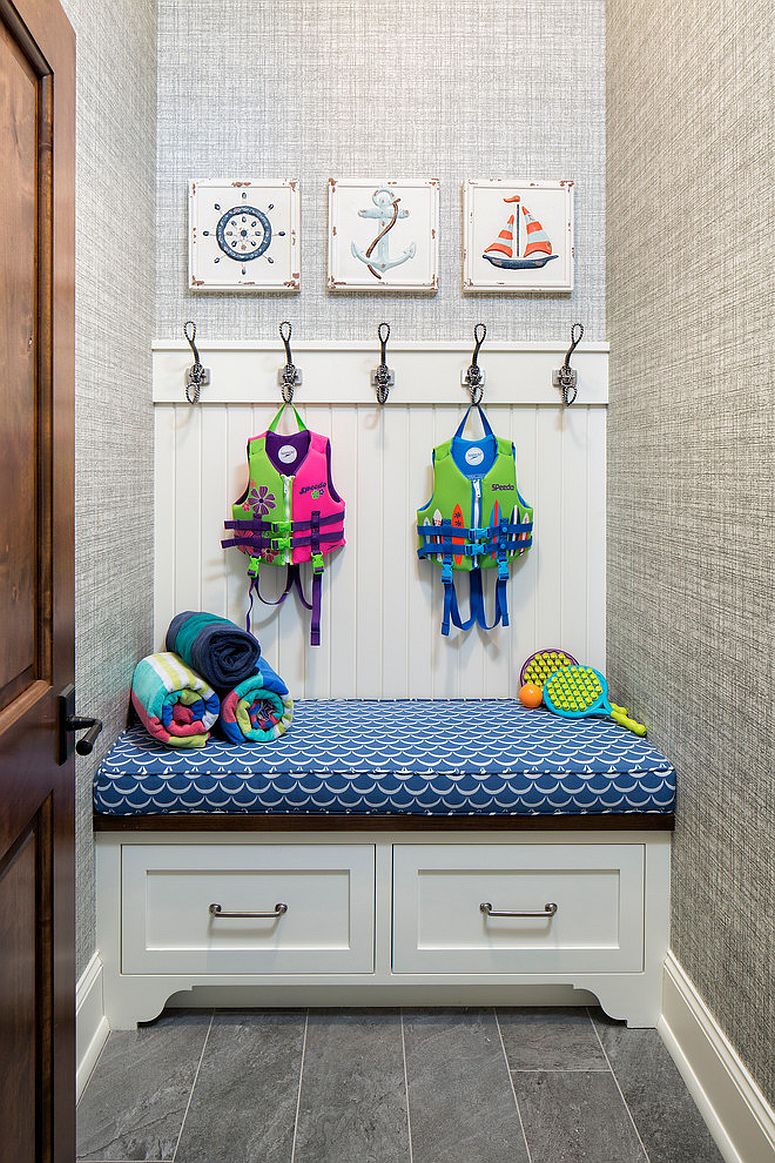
(0, 0, 75, 1159)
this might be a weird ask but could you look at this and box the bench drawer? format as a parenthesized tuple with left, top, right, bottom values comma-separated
(121, 843, 375, 974)
(392, 843, 644, 974)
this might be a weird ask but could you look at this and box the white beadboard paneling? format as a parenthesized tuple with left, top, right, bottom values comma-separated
(534, 407, 564, 650)
(200, 407, 228, 618)
(154, 405, 177, 648)
(382, 408, 410, 698)
(355, 410, 384, 697)
(407, 406, 436, 698)
(154, 349, 607, 698)
(173, 405, 203, 615)
(561, 404, 591, 663)
(586, 406, 607, 669)
(328, 407, 359, 697)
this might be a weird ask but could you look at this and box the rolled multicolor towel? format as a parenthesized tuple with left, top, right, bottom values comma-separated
(166, 611, 260, 689)
(219, 656, 294, 744)
(131, 652, 219, 749)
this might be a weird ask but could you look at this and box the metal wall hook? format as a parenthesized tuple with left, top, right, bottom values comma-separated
(371, 322, 395, 405)
(278, 320, 302, 403)
(462, 323, 487, 404)
(552, 321, 584, 406)
(183, 320, 210, 404)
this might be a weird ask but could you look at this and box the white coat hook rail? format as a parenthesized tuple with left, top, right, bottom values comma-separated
(552, 322, 584, 405)
(183, 320, 210, 404)
(278, 320, 302, 403)
(461, 323, 487, 404)
(371, 322, 395, 405)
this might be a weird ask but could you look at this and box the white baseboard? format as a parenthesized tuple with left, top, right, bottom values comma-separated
(658, 951, 775, 1163)
(76, 952, 109, 1102)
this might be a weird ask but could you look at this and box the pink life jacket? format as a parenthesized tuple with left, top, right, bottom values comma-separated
(222, 404, 346, 646)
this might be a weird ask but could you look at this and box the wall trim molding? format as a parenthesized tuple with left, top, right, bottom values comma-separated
(76, 951, 109, 1102)
(152, 338, 609, 406)
(658, 951, 775, 1163)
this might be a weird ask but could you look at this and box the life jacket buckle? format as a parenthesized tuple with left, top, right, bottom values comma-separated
(247, 555, 262, 577)
(311, 552, 325, 575)
(271, 535, 292, 552)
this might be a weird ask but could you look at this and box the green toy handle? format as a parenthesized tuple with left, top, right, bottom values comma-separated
(610, 703, 647, 736)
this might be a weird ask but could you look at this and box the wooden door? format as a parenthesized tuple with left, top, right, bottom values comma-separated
(0, 0, 75, 1160)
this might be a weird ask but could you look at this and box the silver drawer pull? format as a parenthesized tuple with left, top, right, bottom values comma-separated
(209, 902, 288, 919)
(480, 901, 558, 919)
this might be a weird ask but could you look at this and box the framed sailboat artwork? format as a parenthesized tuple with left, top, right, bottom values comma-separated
(463, 179, 574, 293)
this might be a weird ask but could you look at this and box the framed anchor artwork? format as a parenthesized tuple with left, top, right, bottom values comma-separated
(326, 178, 440, 293)
(188, 179, 301, 292)
(463, 179, 574, 293)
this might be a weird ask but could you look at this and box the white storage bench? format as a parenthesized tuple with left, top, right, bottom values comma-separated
(94, 700, 675, 1029)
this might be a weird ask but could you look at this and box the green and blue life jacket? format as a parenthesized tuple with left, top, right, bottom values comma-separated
(417, 405, 533, 636)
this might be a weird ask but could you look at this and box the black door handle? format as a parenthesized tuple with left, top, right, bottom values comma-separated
(69, 716, 103, 755)
(58, 685, 103, 763)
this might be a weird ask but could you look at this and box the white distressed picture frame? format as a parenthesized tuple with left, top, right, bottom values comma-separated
(188, 179, 300, 292)
(463, 179, 574, 293)
(327, 178, 440, 293)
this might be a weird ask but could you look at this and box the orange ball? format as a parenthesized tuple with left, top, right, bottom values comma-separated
(519, 682, 543, 709)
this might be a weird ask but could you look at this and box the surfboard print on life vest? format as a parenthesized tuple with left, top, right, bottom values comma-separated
(490, 499, 499, 561)
(433, 508, 443, 562)
(451, 504, 466, 565)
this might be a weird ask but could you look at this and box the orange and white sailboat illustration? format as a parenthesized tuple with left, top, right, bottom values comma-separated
(482, 194, 558, 271)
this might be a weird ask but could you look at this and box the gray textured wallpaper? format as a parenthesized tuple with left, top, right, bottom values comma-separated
(607, 0, 774, 1105)
(156, 0, 605, 342)
(60, 0, 157, 977)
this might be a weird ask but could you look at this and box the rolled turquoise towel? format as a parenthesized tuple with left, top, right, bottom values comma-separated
(219, 657, 293, 743)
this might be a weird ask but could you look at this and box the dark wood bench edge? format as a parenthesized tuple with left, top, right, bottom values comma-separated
(94, 812, 674, 833)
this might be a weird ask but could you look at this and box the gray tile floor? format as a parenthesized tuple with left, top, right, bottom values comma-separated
(77, 1007, 723, 1163)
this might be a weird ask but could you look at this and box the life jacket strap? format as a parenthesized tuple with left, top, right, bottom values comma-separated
(308, 510, 324, 646)
(223, 509, 344, 565)
(247, 562, 325, 648)
(440, 554, 477, 637)
(417, 520, 533, 561)
(438, 563, 512, 637)
(225, 512, 344, 534)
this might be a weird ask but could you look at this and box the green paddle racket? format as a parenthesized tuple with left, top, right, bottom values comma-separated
(543, 665, 647, 736)
(519, 648, 578, 688)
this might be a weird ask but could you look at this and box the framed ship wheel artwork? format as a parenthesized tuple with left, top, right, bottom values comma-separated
(188, 179, 301, 292)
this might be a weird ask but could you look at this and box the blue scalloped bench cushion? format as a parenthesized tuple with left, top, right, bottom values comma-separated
(93, 699, 676, 818)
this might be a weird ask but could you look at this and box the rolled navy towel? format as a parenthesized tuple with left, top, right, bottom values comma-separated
(166, 611, 261, 689)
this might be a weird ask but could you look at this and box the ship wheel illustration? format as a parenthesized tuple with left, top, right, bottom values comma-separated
(215, 205, 272, 262)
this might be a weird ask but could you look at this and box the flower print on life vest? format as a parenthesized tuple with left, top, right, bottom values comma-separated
(242, 484, 276, 516)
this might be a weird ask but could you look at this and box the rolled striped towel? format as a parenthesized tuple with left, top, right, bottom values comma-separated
(219, 657, 294, 744)
(131, 652, 219, 749)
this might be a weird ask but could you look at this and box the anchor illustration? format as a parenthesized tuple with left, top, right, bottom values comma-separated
(351, 187, 417, 280)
